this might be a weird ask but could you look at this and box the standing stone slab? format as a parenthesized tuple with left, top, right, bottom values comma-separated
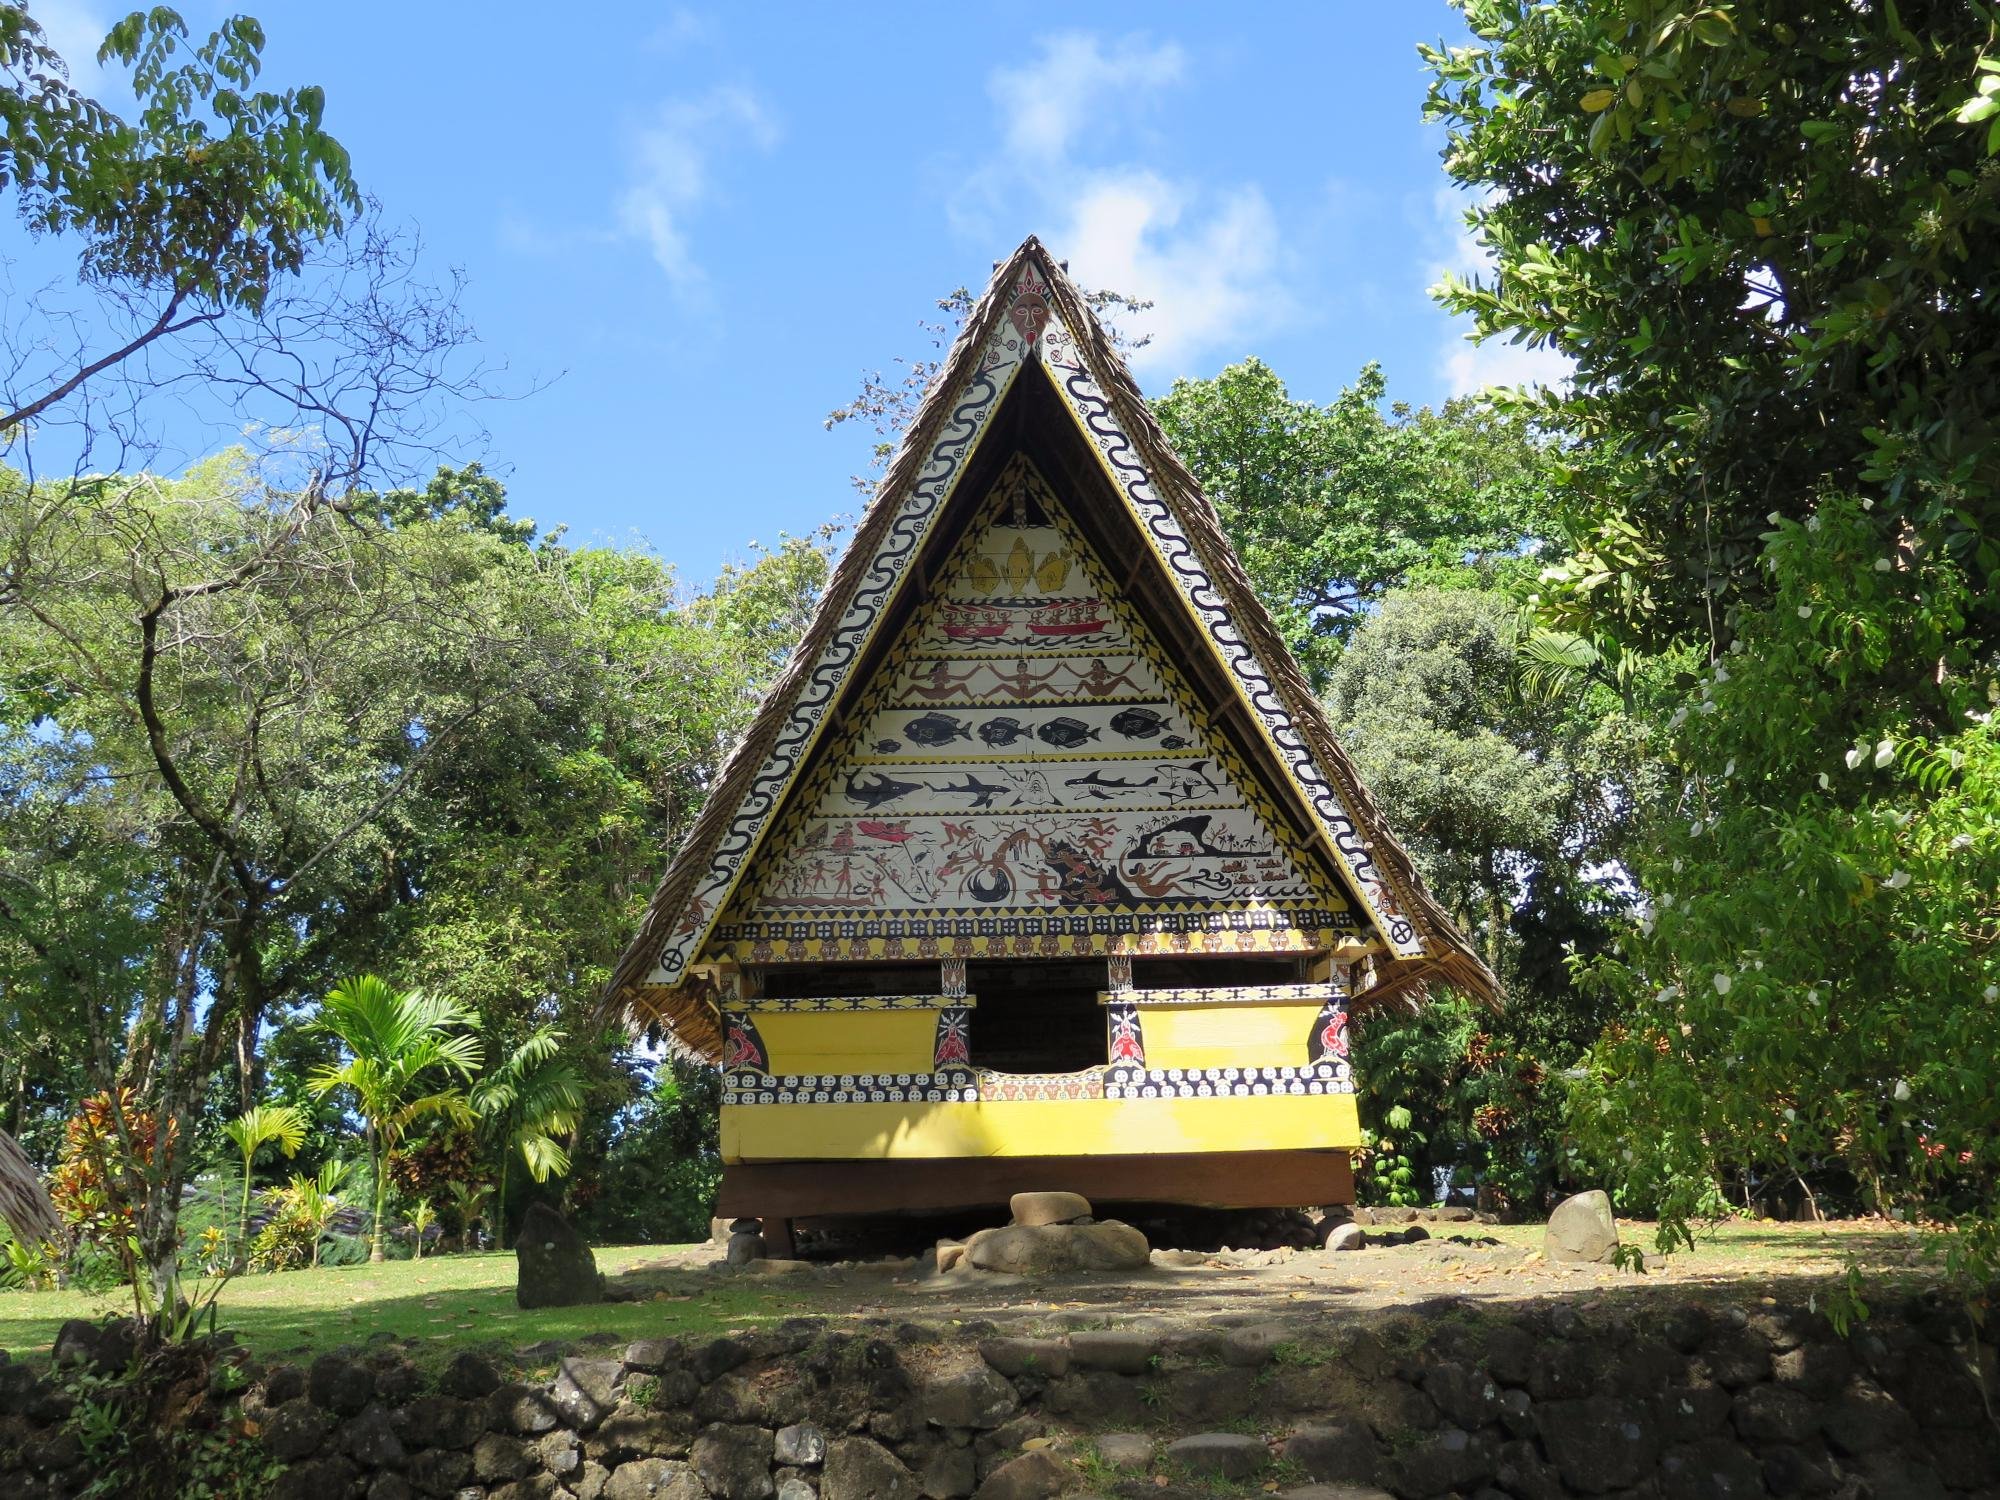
(516, 1202, 605, 1308)
(1544, 1190, 1619, 1265)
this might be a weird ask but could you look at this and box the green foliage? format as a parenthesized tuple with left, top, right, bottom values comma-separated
(1425, 0, 2000, 650)
(1327, 587, 1653, 1208)
(0, 5, 358, 320)
(249, 1158, 352, 1272)
(309, 976, 480, 1262)
(577, 1057, 722, 1246)
(1426, 2, 2000, 1275)
(1570, 499, 2000, 1255)
(57, 1363, 278, 1500)
(1153, 360, 1554, 685)
(220, 1103, 305, 1254)
(471, 1026, 583, 1186)
(408, 1198, 436, 1259)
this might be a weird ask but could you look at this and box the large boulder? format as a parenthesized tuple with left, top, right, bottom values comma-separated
(964, 1220, 1149, 1275)
(1544, 1190, 1619, 1265)
(517, 1202, 605, 1308)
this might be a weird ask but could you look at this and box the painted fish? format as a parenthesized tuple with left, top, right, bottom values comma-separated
(1158, 735, 1192, 750)
(938, 774, 1009, 809)
(904, 712, 973, 746)
(1036, 716, 1101, 749)
(872, 739, 903, 754)
(1066, 769, 1154, 801)
(1109, 706, 1168, 739)
(977, 716, 1033, 746)
(843, 771, 921, 809)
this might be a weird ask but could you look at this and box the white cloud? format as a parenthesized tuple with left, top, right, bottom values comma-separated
(612, 86, 779, 296)
(1058, 172, 1286, 373)
(961, 31, 1287, 379)
(641, 8, 715, 55)
(988, 33, 1184, 164)
(1426, 187, 1572, 397)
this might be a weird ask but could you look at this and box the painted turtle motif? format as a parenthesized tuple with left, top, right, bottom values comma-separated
(903, 712, 973, 746)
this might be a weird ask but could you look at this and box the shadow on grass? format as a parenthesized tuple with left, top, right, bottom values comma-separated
(0, 1249, 802, 1365)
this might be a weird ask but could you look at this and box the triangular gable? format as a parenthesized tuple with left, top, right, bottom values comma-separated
(608, 240, 1493, 1055)
(703, 455, 1365, 965)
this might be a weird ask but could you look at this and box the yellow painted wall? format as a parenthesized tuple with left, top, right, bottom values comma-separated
(1138, 1003, 1314, 1071)
(721, 1091, 1359, 1162)
(754, 1009, 936, 1077)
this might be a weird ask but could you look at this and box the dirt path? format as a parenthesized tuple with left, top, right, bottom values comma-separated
(614, 1218, 1931, 1340)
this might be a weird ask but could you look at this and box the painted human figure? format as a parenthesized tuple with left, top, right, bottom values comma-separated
(1072, 657, 1141, 697)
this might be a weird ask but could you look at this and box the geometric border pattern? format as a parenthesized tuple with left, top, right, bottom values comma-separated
(1095, 983, 1347, 1008)
(1104, 1062, 1354, 1098)
(724, 1068, 981, 1106)
(720, 1060, 1354, 1105)
(732, 994, 971, 1013)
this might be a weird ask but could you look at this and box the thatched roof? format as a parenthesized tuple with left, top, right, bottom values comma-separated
(604, 238, 1497, 1059)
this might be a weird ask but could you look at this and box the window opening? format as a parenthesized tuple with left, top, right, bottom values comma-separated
(966, 960, 1105, 1074)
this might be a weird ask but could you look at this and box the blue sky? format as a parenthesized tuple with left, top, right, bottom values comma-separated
(27, 1, 1562, 581)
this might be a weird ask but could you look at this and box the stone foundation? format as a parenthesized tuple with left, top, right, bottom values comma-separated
(0, 1288, 1992, 1498)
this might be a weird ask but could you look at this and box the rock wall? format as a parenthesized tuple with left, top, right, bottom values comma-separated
(0, 1289, 1993, 1499)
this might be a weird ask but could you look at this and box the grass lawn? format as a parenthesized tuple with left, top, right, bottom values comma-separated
(0, 1247, 799, 1366)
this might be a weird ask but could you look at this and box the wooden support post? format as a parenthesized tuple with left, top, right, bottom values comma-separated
(762, 1216, 796, 1259)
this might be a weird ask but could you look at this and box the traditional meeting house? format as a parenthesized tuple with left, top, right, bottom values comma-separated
(605, 238, 1495, 1253)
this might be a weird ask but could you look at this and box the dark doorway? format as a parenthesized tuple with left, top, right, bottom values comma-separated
(1130, 955, 1308, 990)
(967, 959, 1106, 1073)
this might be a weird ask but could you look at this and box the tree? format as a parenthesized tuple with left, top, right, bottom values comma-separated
(1327, 586, 1656, 1208)
(309, 975, 480, 1262)
(470, 1027, 582, 1247)
(220, 1102, 304, 1254)
(1425, 1, 2000, 651)
(1, 4, 359, 432)
(1154, 360, 1555, 686)
(0, 456, 561, 1302)
(1424, 3, 2000, 1271)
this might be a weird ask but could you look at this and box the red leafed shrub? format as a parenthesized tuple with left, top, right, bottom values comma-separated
(48, 1088, 174, 1251)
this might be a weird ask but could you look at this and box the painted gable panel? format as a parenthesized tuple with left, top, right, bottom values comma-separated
(705, 457, 1360, 965)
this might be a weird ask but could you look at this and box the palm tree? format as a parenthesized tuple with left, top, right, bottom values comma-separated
(471, 1027, 584, 1248)
(221, 1103, 307, 1253)
(309, 976, 482, 1262)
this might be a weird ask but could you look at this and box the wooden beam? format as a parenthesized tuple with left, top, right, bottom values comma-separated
(716, 1149, 1352, 1220)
